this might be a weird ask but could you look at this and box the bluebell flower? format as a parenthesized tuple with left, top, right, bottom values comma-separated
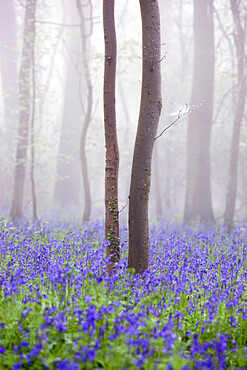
(230, 315, 238, 327)
(12, 362, 23, 370)
(56, 359, 79, 370)
(29, 343, 42, 358)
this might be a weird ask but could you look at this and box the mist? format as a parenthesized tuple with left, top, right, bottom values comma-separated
(0, 0, 246, 228)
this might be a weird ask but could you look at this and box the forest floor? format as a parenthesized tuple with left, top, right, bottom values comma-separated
(0, 218, 247, 369)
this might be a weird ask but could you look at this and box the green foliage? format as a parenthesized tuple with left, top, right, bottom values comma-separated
(0, 223, 247, 369)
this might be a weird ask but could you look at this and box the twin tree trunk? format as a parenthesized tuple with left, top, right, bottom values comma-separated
(224, 0, 246, 231)
(10, 0, 36, 220)
(184, 0, 215, 223)
(103, 0, 120, 272)
(128, 0, 162, 274)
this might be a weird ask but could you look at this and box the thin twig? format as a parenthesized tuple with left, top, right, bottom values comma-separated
(118, 202, 128, 214)
(35, 18, 100, 28)
(155, 112, 185, 141)
(155, 101, 204, 141)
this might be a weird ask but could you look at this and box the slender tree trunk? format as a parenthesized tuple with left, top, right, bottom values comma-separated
(30, 13, 37, 222)
(103, 0, 120, 273)
(128, 0, 162, 274)
(53, 3, 81, 207)
(224, 0, 246, 231)
(0, 0, 18, 205)
(53, 57, 81, 206)
(76, 0, 93, 223)
(184, 0, 215, 223)
(177, 0, 189, 83)
(0, 0, 18, 140)
(10, 0, 36, 221)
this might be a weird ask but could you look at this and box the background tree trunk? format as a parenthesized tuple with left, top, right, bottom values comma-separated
(77, 0, 93, 223)
(0, 0, 18, 205)
(53, 3, 81, 207)
(103, 0, 120, 273)
(128, 0, 161, 274)
(224, 0, 246, 231)
(30, 11, 37, 222)
(10, 0, 36, 220)
(0, 0, 18, 140)
(184, 0, 215, 223)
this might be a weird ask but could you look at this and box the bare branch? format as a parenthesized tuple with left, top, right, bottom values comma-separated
(155, 101, 205, 141)
(118, 201, 128, 214)
(35, 16, 100, 29)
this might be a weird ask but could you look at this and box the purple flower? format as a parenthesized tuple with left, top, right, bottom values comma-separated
(166, 364, 174, 370)
(85, 349, 96, 362)
(12, 362, 23, 370)
(29, 343, 42, 358)
(230, 315, 238, 327)
(56, 359, 79, 370)
(0, 346, 5, 354)
(134, 356, 146, 368)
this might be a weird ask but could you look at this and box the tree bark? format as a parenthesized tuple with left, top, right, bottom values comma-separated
(128, 0, 162, 274)
(103, 0, 120, 273)
(77, 0, 93, 223)
(10, 0, 36, 220)
(224, 0, 246, 231)
(184, 0, 215, 223)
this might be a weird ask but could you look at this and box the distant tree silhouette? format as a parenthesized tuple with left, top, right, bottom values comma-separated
(224, 0, 247, 231)
(184, 0, 215, 223)
(10, 0, 37, 220)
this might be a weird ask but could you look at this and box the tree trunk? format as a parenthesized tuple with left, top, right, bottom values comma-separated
(30, 15, 37, 222)
(0, 0, 18, 205)
(76, 0, 93, 223)
(128, 0, 162, 274)
(53, 59, 81, 206)
(10, 0, 36, 221)
(103, 0, 120, 273)
(0, 0, 18, 140)
(224, 0, 246, 231)
(184, 0, 215, 223)
(53, 3, 81, 207)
